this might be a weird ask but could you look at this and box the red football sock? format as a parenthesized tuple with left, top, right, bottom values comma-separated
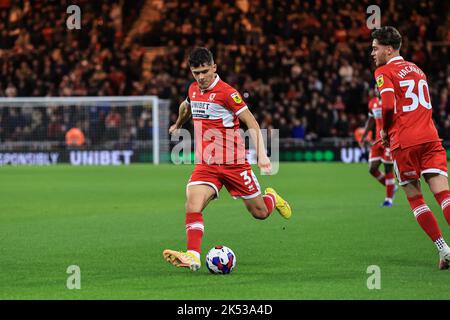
(408, 195, 442, 241)
(370, 169, 385, 186)
(185, 212, 204, 253)
(434, 190, 450, 226)
(385, 172, 396, 199)
(263, 193, 276, 214)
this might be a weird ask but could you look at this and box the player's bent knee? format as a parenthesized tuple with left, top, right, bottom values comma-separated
(185, 200, 204, 213)
(249, 206, 269, 220)
(424, 173, 449, 194)
(253, 213, 268, 220)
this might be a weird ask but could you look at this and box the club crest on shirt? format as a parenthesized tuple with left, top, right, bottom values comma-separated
(231, 92, 242, 104)
(376, 75, 384, 88)
(208, 93, 216, 101)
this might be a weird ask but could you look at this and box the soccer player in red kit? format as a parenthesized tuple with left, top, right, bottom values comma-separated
(163, 47, 292, 271)
(372, 26, 450, 269)
(360, 87, 398, 207)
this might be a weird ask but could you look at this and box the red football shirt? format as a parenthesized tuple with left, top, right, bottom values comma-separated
(374, 56, 440, 150)
(186, 75, 249, 164)
(368, 97, 382, 141)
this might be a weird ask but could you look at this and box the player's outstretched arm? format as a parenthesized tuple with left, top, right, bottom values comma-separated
(169, 100, 191, 134)
(238, 109, 272, 173)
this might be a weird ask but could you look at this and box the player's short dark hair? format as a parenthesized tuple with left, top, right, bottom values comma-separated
(188, 47, 214, 68)
(371, 26, 402, 50)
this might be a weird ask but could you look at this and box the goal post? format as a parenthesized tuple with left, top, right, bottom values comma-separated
(0, 96, 171, 165)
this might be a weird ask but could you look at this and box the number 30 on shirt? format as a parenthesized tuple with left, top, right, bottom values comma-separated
(399, 79, 432, 112)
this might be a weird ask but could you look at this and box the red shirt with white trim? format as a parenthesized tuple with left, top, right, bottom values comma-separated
(368, 97, 382, 141)
(374, 56, 440, 150)
(185, 75, 248, 164)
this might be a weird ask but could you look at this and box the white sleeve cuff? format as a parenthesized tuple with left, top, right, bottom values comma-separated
(235, 105, 248, 116)
(380, 88, 394, 95)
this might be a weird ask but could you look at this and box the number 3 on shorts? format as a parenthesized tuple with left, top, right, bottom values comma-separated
(240, 170, 252, 185)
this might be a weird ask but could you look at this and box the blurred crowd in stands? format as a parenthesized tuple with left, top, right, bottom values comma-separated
(0, 0, 449, 147)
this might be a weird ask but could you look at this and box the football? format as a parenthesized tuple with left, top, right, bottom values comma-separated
(205, 246, 236, 274)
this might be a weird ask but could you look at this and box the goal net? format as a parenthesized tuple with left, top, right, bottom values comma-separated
(0, 96, 170, 166)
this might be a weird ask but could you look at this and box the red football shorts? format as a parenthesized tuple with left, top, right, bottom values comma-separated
(392, 141, 448, 186)
(369, 143, 393, 164)
(187, 163, 261, 199)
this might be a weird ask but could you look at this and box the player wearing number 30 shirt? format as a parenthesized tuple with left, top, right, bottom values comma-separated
(372, 27, 450, 269)
(375, 54, 447, 183)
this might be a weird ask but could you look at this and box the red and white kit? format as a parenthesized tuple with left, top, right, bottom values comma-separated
(375, 56, 447, 185)
(185, 75, 261, 199)
(367, 96, 393, 164)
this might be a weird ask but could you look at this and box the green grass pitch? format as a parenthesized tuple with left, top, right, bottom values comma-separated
(1, 163, 450, 299)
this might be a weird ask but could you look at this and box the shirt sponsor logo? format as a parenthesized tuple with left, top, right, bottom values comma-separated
(191, 101, 210, 119)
